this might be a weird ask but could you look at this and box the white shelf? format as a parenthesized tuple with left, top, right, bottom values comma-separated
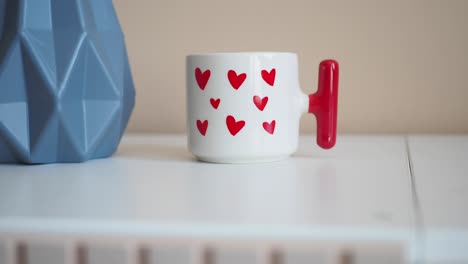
(1, 134, 466, 263)
(0, 135, 414, 232)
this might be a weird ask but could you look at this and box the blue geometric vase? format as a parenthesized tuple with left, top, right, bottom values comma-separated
(0, 0, 135, 163)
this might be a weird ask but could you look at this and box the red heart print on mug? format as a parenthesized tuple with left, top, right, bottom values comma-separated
(226, 115, 245, 136)
(210, 98, 220, 109)
(228, 70, 247, 90)
(195, 68, 210, 90)
(261, 68, 276, 86)
(253, 96, 269, 111)
(197, 120, 208, 136)
(263, 120, 276, 134)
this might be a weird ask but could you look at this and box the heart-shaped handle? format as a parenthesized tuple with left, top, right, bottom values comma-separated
(308, 60, 339, 149)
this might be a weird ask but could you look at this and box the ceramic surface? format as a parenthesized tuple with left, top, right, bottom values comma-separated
(0, 0, 135, 163)
(186, 53, 338, 163)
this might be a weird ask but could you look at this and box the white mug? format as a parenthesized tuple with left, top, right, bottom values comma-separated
(186, 52, 339, 163)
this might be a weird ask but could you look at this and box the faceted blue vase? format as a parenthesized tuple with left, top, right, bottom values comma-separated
(0, 0, 135, 163)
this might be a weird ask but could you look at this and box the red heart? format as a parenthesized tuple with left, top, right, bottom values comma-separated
(263, 120, 276, 134)
(196, 120, 208, 136)
(195, 68, 210, 90)
(210, 98, 220, 109)
(227, 70, 247, 90)
(253, 96, 268, 111)
(226, 115, 245, 136)
(261, 68, 276, 86)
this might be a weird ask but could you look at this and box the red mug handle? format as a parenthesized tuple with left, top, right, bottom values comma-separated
(308, 60, 339, 149)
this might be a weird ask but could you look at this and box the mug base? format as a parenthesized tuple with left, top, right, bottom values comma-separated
(195, 155, 290, 164)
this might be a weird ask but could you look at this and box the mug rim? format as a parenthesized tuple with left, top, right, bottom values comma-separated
(187, 51, 297, 57)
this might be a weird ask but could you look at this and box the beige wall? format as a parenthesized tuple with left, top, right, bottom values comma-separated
(113, 0, 468, 134)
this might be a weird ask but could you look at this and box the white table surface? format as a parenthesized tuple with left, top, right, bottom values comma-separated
(0, 135, 414, 229)
(0, 134, 466, 264)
